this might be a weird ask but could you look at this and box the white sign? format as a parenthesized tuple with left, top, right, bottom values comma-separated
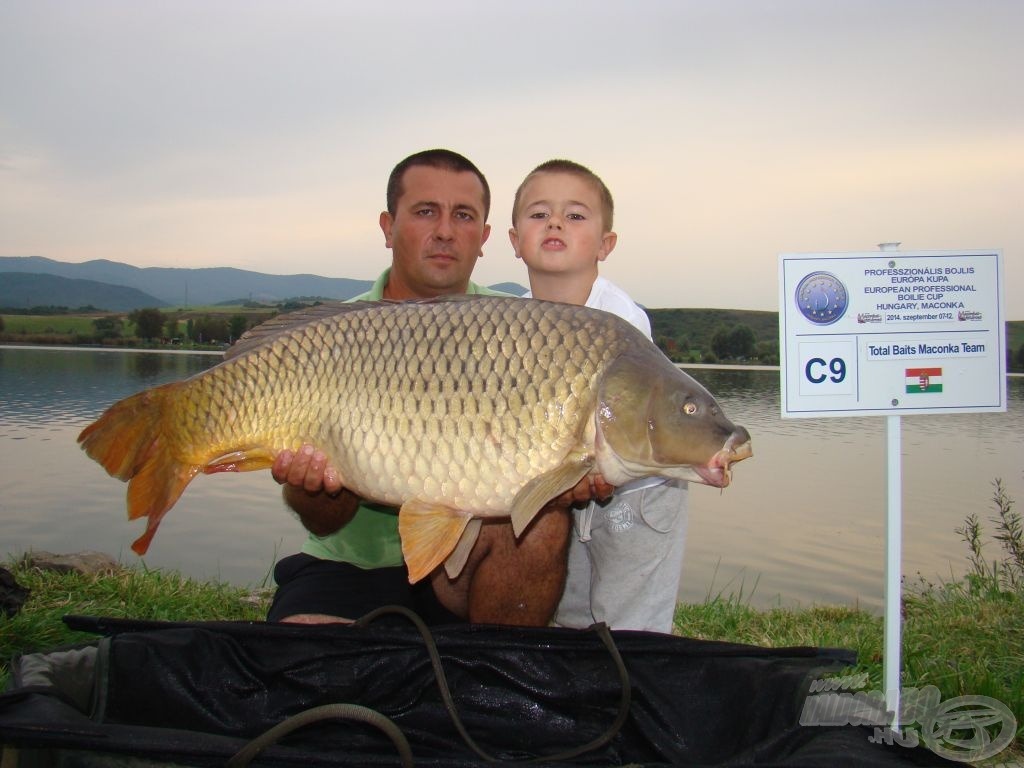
(779, 250, 1006, 418)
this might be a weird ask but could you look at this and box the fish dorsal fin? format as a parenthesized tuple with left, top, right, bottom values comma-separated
(509, 459, 591, 537)
(398, 499, 472, 583)
(444, 517, 483, 579)
(223, 295, 492, 360)
(224, 301, 361, 360)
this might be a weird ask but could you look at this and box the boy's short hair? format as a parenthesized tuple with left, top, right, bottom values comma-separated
(512, 159, 614, 231)
(387, 149, 491, 220)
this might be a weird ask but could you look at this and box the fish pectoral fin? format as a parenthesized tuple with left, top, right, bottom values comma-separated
(398, 501, 472, 584)
(203, 448, 277, 474)
(509, 461, 591, 537)
(443, 518, 483, 580)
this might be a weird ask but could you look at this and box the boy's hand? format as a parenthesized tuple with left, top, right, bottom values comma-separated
(550, 475, 615, 508)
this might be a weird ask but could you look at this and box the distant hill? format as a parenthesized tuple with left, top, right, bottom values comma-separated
(0, 256, 528, 310)
(488, 281, 528, 296)
(649, 307, 780, 344)
(0, 273, 169, 312)
(648, 307, 780, 361)
(0, 256, 374, 307)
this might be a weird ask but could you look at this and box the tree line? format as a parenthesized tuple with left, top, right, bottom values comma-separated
(647, 308, 780, 365)
(3, 306, 1023, 371)
(91, 308, 259, 346)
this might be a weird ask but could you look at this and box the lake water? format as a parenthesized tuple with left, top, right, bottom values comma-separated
(1, 345, 1022, 612)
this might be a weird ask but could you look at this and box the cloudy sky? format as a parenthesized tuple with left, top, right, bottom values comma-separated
(2, 0, 1020, 316)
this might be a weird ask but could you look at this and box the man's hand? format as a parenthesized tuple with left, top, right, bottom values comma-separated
(272, 444, 344, 495)
(273, 444, 358, 536)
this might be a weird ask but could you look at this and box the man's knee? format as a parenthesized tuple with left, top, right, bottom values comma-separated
(521, 506, 572, 565)
(433, 508, 573, 626)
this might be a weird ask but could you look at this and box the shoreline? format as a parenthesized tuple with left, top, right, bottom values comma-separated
(0, 342, 224, 356)
(5, 343, 1023, 376)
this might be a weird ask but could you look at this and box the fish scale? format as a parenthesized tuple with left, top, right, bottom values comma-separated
(328, 303, 598, 512)
(78, 296, 752, 583)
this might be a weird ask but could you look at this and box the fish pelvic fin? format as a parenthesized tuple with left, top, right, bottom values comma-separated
(398, 501, 472, 584)
(203, 448, 277, 474)
(509, 461, 591, 537)
(78, 383, 200, 555)
(444, 518, 483, 580)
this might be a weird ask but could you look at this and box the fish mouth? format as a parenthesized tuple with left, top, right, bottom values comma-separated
(694, 433, 753, 489)
(542, 238, 566, 248)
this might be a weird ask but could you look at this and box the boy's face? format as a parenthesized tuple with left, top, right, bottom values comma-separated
(379, 165, 491, 299)
(509, 171, 616, 280)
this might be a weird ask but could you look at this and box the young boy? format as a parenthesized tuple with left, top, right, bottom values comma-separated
(509, 159, 689, 634)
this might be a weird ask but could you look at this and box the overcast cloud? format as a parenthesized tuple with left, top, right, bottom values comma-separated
(1, 0, 1020, 315)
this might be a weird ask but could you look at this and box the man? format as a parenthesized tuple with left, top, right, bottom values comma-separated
(267, 149, 611, 626)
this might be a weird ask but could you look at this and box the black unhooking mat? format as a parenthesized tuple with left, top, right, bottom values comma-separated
(0, 611, 952, 767)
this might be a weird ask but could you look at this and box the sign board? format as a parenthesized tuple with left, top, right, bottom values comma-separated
(779, 250, 1006, 418)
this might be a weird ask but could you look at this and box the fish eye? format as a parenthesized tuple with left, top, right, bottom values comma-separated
(682, 402, 697, 415)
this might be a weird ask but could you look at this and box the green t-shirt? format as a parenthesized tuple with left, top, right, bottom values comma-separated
(302, 268, 511, 567)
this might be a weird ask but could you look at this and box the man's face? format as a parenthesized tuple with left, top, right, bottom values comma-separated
(379, 166, 491, 299)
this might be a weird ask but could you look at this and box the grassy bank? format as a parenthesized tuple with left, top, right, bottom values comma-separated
(2, 561, 1020, 758)
(2, 487, 1022, 760)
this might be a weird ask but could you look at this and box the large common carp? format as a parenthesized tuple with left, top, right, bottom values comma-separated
(79, 296, 752, 582)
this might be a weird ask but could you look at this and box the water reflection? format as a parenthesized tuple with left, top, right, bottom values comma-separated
(680, 366, 1023, 610)
(132, 353, 165, 380)
(1, 346, 1021, 612)
(0, 347, 216, 428)
(0, 347, 304, 589)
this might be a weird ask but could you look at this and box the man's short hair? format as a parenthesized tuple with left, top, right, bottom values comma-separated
(386, 149, 491, 220)
(512, 159, 614, 231)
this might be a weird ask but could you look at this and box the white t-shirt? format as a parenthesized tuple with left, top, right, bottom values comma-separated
(584, 275, 652, 340)
(524, 276, 652, 338)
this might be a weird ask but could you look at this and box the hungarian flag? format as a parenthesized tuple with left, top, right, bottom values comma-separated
(905, 367, 942, 394)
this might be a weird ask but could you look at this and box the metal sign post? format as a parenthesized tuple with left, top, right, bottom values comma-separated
(885, 413, 902, 723)
(778, 246, 1005, 726)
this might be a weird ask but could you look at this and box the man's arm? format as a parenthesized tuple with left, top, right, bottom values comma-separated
(273, 446, 359, 536)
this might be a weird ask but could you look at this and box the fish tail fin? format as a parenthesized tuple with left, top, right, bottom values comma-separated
(78, 383, 200, 554)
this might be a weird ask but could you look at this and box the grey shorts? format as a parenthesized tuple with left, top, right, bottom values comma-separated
(554, 480, 688, 633)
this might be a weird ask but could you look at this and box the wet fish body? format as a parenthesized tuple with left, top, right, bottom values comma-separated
(78, 296, 752, 582)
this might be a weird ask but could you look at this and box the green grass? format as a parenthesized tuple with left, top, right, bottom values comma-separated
(0, 565, 269, 674)
(0, 314, 104, 336)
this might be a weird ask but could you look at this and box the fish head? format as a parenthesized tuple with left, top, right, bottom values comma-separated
(596, 348, 752, 488)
